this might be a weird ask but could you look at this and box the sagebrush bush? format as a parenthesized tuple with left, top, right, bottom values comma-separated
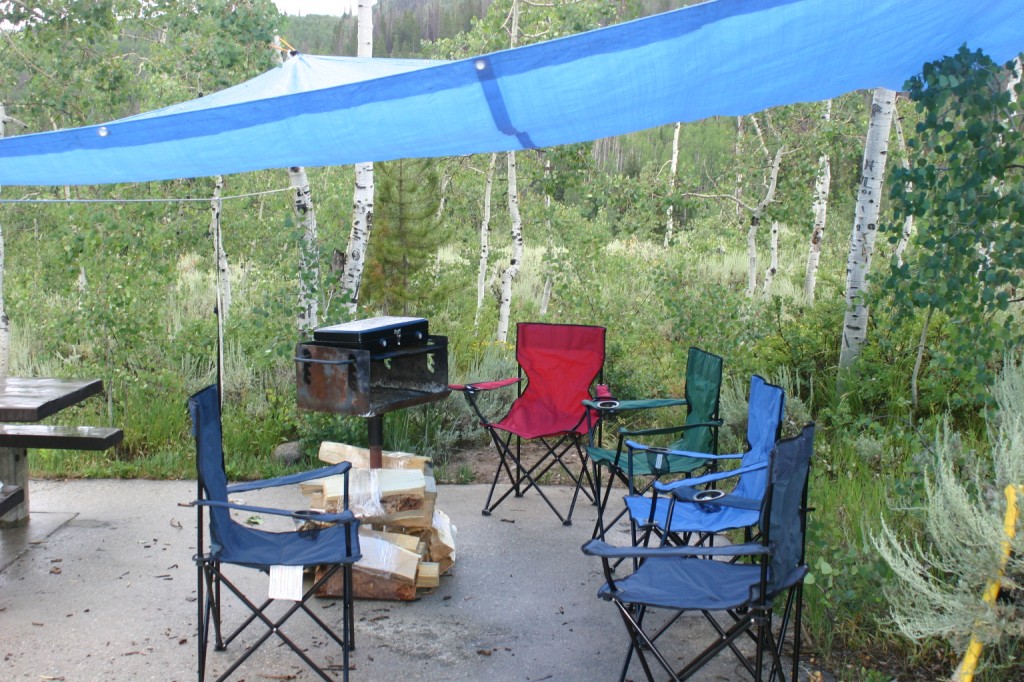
(872, 357, 1024, 678)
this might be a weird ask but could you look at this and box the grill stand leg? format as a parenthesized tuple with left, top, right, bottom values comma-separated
(367, 414, 384, 469)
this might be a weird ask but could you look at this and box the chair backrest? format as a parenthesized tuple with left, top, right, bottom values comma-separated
(674, 347, 723, 453)
(762, 423, 815, 596)
(731, 375, 785, 500)
(189, 385, 234, 554)
(508, 322, 606, 436)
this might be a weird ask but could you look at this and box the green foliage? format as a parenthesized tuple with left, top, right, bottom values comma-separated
(881, 46, 1024, 404)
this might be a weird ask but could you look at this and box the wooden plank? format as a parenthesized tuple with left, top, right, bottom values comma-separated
(415, 562, 440, 589)
(315, 565, 418, 601)
(0, 447, 28, 526)
(0, 484, 25, 518)
(0, 425, 123, 451)
(319, 441, 430, 472)
(0, 378, 103, 422)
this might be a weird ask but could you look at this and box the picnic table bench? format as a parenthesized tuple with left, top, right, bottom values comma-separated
(0, 377, 123, 527)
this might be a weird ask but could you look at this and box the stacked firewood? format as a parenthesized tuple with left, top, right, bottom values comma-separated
(299, 442, 457, 601)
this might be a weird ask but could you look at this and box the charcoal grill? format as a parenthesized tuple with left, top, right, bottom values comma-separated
(295, 316, 450, 468)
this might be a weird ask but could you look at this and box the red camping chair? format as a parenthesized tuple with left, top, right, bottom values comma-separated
(451, 323, 606, 525)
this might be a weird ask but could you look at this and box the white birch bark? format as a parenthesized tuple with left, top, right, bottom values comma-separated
(839, 88, 896, 370)
(762, 220, 780, 295)
(0, 103, 9, 376)
(289, 166, 320, 332)
(496, 151, 523, 344)
(475, 153, 497, 326)
(804, 100, 833, 303)
(341, 0, 375, 314)
(665, 122, 681, 247)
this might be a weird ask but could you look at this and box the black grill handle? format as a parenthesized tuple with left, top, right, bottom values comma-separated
(293, 356, 355, 366)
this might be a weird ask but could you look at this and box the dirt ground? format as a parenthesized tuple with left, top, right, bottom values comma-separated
(438, 440, 592, 486)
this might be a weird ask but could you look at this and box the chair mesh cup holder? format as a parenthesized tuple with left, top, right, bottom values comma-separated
(644, 447, 673, 477)
(693, 488, 725, 513)
(292, 509, 326, 535)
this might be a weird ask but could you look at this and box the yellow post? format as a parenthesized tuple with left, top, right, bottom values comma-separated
(953, 484, 1022, 682)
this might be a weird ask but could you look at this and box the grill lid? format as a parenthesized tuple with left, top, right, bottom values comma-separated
(312, 316, 429, 350)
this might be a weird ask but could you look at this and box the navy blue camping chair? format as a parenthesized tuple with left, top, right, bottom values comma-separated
(583, 423, 815, 682)
(189, 385, 361, 682)
(623, 375, 784, 549)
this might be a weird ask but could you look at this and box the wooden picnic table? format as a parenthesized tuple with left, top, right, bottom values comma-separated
(0, 377, 123, 527)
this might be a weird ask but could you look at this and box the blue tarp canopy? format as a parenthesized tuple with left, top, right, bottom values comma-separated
(0, 0, 1021, 187)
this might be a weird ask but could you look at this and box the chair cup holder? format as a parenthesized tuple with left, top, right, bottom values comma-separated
(595, 399, 620, 410)
(694, 489, 724, 513)
(293, 509, 326, 536)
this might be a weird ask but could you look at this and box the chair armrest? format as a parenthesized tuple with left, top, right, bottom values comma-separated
(195, 499, 356, 525)
(448, 377, 519, 392)
(619, 419, 723, 438)
(624, 439, 739, 462)
(665, 485, 763, 510)
(582, 538, 768, 560)
(227, 461, 351, 494)
(583, 397, 687, 412)
(651, 461, 767, 493)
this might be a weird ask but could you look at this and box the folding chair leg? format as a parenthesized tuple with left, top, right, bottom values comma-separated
(198, 563, 354, 682)
(612, 602, 681, 682)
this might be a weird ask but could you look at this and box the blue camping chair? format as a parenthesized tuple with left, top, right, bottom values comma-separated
(623, 375, 784, 549)
(189, 385, 361, 682)
(583, 423, 815, 682)
(585, 347, 724, 540)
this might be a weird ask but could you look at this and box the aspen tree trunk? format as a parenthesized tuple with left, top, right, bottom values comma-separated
(539, 157, 553, 316)
(665, 122, 681, 247)
(275, 38, 321, 332)
(746, 216, 760, 296)
(496, 151, 523, 343)
(839, 88, 896, 370)
(495, 0, 523, 343)
(290, 166, 320, 332)
(0, 103, 9, 376)
(341, 0, 375, 314)
(211, 175, 228, 395)
(745, 144, 783, 298)
(211, 175, 231, 318)
(734, 116, 744, 222)
(804, 100, 832, 303)
(745, 116, 782, 297)
(891, 104, 915, 267)
(475, 153, 496, 326)
(762, 220, 780, 295)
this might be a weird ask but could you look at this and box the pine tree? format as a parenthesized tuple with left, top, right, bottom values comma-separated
(363, 158, 449, 315)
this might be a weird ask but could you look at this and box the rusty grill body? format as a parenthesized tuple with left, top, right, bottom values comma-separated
(296, 317, 450, 419)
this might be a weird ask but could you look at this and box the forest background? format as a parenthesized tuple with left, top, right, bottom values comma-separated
(2, 1, 1023, 680)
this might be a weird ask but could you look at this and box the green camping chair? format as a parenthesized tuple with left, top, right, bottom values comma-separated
(586, 347, 723, 541)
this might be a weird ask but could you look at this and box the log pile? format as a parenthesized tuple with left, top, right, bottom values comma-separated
(300, 442, 457, 601)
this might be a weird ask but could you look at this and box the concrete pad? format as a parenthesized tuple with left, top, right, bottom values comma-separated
(0, 479, 829, 681)
(0, 510, 77, 572)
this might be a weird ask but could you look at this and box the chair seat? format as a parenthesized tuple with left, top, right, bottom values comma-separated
(624, 495, 760, 534)
(214, 521, 359, 569)
(588, 446, 704, 477)
(598, 557, 762, 611)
